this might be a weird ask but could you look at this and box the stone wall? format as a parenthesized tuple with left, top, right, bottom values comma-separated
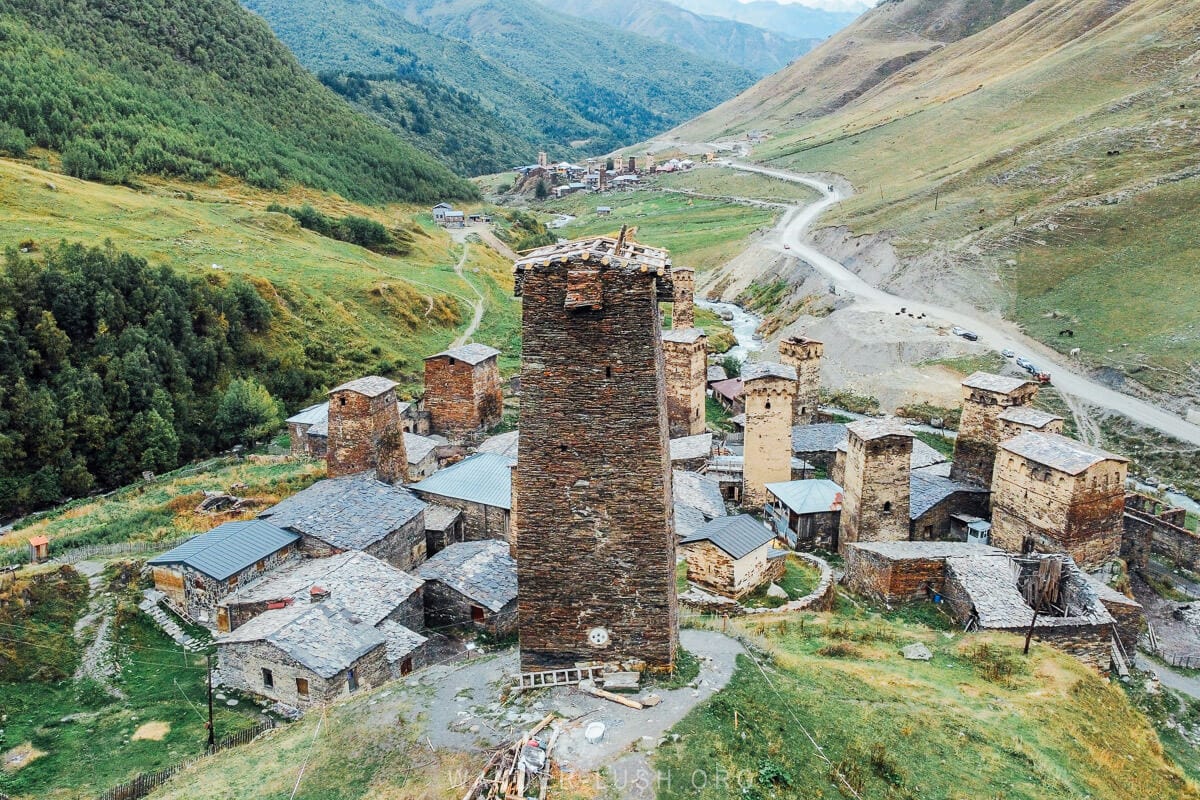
(742, 375, 796, 507)
(998, 416, 1064, 441)
(671, 266, 695, 330)
(838, 426, 912, 554)
(910, 491, 990, 541)
(779, 337, 823, 426)
(843, 548, 948, 604)
(422, 581, 518, 636)
(156, 545, 297, 627)
(662, 335, 708, 439)
(217, 639, 390, 707)
(414, 494, 510, 550)
(424, 356, 504, 438)
(950, 380, 1038, 488)
(327, 387, 407, 482)
(991, 454, 1126, 569)
(1125, 494, 1200, 572)
(363, 514, 428, 571)
(514, 256, 677, 671)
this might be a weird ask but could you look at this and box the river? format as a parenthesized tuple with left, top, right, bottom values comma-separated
(697, 300, 762, 363)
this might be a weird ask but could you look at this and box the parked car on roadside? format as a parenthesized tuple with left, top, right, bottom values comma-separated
(1001, 348, 1015, 358)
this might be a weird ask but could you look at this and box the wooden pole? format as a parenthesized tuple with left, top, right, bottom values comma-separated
(206, 654, 216, 750)
(1023, 609, 1039, 655)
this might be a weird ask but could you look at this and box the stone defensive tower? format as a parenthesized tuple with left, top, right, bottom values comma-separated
(838, 419, 913, 554)
(423, 343, 504, 439)
(662, 328, 708, 439)
(512, 234, 678, 672)
(950, 372, 1038, 488)
(326, 376, 408, 484)
(741, 362, 798, 508)
(671, 265, 695, 330)
(778, 336, 824, 426)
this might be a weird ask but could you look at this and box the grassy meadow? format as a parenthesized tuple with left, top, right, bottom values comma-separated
(654, 166, 822, 205)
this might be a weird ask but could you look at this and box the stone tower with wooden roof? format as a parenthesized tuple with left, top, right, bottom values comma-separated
(512, 234, 678, 673)
(950, 372, 1038, 488)
(778, 336, 824, 426)
(326, 376, 408, 484)
(838, 418, 914, 554)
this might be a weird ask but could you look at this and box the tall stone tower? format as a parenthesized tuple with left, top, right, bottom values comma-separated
(423, 343, 504, 439)
(741, 362, 798, 508)
(662, 329, 708, 438)
(950, 372, 1038, 488)
(512, 235, 678, 673)
(838, 419, 913, 553)
(537, 151, 548, 168)
(326, 376, 408, 484)
(778, 336, 824, 426)
(671, 266, 695, 330)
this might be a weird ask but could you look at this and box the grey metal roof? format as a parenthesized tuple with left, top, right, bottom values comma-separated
(411, 453, 515, 510)
(425, 343, 501, 365)
(847, 418, 913, 442)
(148, 521, 298, 581)
(423, 504, 462, 532)
(909, 472, 988, 519)
(706, 365, 728, 383)
(962, 372, 1032, 394)
(670, 433, 712, 462)
(999, 431, 1128, 475)
(377, 620, 428, 663)
(477, 430, 520, 459)
(742, 362, 797, 382)
(682, 514, 776, 560)
(286, 402, 329, 427)
(259, 474, 426, 550)
(662, 328, 706, 344)
(219, 602, 385, 678)
(417, 540, 516, 612)
(405, 433, 440, 465)
(998, 406, 1063, 429)
(673, 470, 727, 521)
(765, 479, 844, 516)
(218, 551, 422, 627)
(849, 541, 1003, 560)
(330, 376, 397, 398)
(792, 423, 849, 454)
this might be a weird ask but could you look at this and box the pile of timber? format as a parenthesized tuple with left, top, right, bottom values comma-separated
(196, 491, 262, 514)
(462, 713, 560, 800)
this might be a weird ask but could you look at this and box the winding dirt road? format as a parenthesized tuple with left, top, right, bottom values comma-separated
(449, 241, 486, 349)
(730, 162, 1200, 447)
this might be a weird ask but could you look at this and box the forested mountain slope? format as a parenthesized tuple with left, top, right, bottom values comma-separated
(0, 0, 474, 202)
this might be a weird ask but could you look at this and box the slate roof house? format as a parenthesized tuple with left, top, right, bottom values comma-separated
(410, 452, 514, 551)
(404, 432, 442, 480)
(147, 520, 299, 626)
(680, 514, 784, 599)
(673, 469, 728, 539)
(216, 601, 392, 707)
(909, 471, 990, 541)
(417, 540, 518, 635)
(258, 473, 428, 570)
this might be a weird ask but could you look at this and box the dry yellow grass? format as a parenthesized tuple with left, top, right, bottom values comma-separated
(130, 722, 170, 742)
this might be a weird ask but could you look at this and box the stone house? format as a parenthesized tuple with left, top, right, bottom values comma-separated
(417, 540, 518, 635)
(765, 479, 843, 551)
(710, 377, 745, 414)
(791, 422, 850, 474)
(259, 473, 428, 570)
(326, 376, 407, 483)
(410, 452, 514, 550)
(680, 514, 784, 599)
(844, 541, 1003, 604)
(147, 520, 300, 626)
(908, 472, 990, 541)
(423, 343, 504, 438)
(669, 432, 713, 472)
(286, 403, 330, 458)
(431, 203, 453, 223)
(991, 432, 1129, 569)
(216, 601, 392, 707)
(673, 469, 728, 539)
(997, 406, 1064, 441)
(1123, 492, 1198, 572)
(950, 372, 1038, 488)
(404, 432, 442, 480)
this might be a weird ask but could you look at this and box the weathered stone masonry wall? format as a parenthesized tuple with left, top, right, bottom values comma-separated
(425, 356, 503, 437)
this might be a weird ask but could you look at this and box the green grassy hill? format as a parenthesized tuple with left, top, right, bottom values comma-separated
(542, 0, 817, 76)
(673, 0, 1200, 403)
(385, 0, 757, 151)
(0, 0, 474, 203)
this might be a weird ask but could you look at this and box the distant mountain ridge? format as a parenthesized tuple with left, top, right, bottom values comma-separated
(542, 0, 819, 76)
(669, 0, 862, 39)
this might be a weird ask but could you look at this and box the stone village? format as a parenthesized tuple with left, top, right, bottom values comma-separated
(111, 226, 1196, 787)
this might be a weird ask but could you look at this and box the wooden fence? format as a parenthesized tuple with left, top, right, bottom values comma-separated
(97, 718, 278, 800)
(53, 537, 192, 566)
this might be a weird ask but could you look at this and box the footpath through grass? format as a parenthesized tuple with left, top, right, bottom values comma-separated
(659, 610, 1197, 799)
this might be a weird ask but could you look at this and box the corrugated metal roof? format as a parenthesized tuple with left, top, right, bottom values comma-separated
(766, 479, 844, 515)
(681, 514, 775, 560)
(999, 431, 1128, 475)
(742, 362, 797, 383)
(909, 472, 988, 519)
(259, 474, 426, 550)
(411, 453, 515, 510)
(148, 520, 299, 581)
(425, 343, 501, 365)
(286, 402, 329, 427)
(417, 540, 516, 612)
(330, 376, 397, 398)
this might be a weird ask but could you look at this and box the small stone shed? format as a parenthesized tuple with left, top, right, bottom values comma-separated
(680, 514, 783, 599)
(216, 550, 424, 635)
(765, 479, 843, 551)
(417, 540, 517, 635)
(791, 423, 849, 474)
(844, 541, 1003, 605)
(404, 432, 442, 480)
(422, 504, 464, 556)
(410, 452, 514, 549)
(286, 402, 330, 458)
(909, 471, 990, 541)
(216, 602, 391, 707)
(259, 473, 427, 570)
(147, 520, 300, 626)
